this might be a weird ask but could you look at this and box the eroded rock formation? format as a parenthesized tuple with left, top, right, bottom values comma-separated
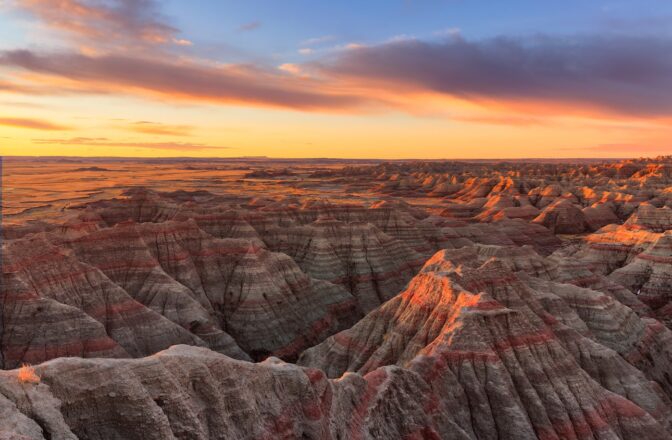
(3, 155, 672, 439)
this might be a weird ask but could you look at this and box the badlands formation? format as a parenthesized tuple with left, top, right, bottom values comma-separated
(2, 155, 672, 439)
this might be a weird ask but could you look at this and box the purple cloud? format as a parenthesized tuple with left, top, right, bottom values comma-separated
(321, 34, 672, 116)
(13, 0, 180, 51)
(0, 50, 365, 110)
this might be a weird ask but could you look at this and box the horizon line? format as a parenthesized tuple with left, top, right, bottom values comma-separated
(3, 154, 667, 162)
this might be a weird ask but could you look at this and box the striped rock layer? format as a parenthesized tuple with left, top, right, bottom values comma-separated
(2, 218, 360, 366)
(300, 247, 672, 438)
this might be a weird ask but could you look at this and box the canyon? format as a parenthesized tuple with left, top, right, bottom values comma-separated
(2, 155, 672, 439)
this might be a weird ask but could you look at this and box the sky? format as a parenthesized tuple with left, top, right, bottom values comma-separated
(0, 0, 671, 159)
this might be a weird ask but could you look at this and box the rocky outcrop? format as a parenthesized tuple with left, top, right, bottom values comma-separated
(431, 217, 562, 256)
(63, 220, 361, 361)
(300, 249, 672, 438)
(2, 218, 361, 365)
(610, 232, 672, 319)
(0, 345, 472, 440)
(582, 203, 620, 231)
(5, 155, 672, 440)
(2, 234, 209, 369)
(532, 199, 589, 234)
(625, 203, 672, 232)
(2, 335, 670, 439)
(264, 216, 424, 312)
(557, 224, 660, 275)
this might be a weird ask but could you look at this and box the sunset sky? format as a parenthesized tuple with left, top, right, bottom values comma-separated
(0, 0, 671, 159)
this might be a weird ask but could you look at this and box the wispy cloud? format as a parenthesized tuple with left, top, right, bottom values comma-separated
(0, 100, 48, 109)
(434, 27, 462, 38)
(33, 137, 230, 151)
(238, 21, 261, 32)
(278, 63, 302, 75)
(172, 38, 193, 47)
(0, 117, 69, 130)
(0, 50, 365, 110)
(126, 121, 193, 136)
(12, 0, 181, 51)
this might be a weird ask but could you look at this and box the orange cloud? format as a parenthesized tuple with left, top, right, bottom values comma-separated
(33, 137, 230, 151)
(173, 38, 193, 47)
(5, 2, 672, 127)
(126, 121, 193, 136)
(278, 63, 303, 75)
(452, 114, 546, 126)
(0, 117, 69, 130)
(13, 0, 180, 51)
(0, 51, 368, 111)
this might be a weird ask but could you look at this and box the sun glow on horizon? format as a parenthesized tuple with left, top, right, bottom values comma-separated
(0, 1, 670, 159)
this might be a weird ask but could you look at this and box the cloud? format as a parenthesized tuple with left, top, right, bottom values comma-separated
(238, 21, 261, 32)
(453, 114, 545, 126)
(0, 50, 365, 110)
(33, 137, 229, 151)
(434, 27, 462, 38)
(0, 117, 69, 130)
(126, 121, 192, 136)
(172, 38, 193, 47)
(278, 63, 301, 75)
(0, 79, 47, 94)
(4, 14, 672, 120)
(320, 34, 672, 116)
(12, 0, 180, 51)
(0, 77, 114, 96)
(0, 100, 48, 109)
(301, 35, 336, 46)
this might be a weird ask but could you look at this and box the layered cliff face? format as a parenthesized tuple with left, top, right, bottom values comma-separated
(299, 247, 672, 438)
(532, 199, 589, 234)
(2, 333, 670, 439)
(552, 198, 672, 327)
(0, 345, 474, 440)
(430, 217, 562, 256)
(3, 190, 458, 368)
(624, 203, 672, 233)
(263, 216, 424, 312)
(2, 233, 210, 369)
(81, 190, 446, 256)
(582, 203, 620, 231)
(557, 224, 661, 275)
(610, 232, 672, 323)
(2, 218, 361, 366)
